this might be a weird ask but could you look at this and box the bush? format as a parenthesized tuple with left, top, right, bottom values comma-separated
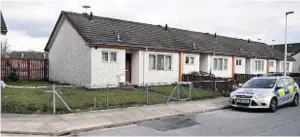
(8, 69, 20, 82)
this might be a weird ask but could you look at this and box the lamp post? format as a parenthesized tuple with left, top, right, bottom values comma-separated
(284, 11, 294, 76)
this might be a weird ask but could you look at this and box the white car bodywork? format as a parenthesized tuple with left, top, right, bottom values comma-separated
(229, 76, 299, 109)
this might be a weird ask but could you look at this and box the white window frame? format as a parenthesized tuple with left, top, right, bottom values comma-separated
(269, 61, 274, 67)
(149, 54, 172, 71)
(254, 60, 264, 71)
(236, 58, 242, 66)
(102, 51, 118, 62)
(185, 56, 195, 65)
(282, 62, 290, 71)
(213, 57, 228, 71)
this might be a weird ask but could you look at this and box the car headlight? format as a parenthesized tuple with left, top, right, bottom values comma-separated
(254, 93, 269, 99)
(230, 93, 235, 98)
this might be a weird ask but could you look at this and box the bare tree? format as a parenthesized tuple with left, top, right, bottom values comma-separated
(1, 39, 11, 57)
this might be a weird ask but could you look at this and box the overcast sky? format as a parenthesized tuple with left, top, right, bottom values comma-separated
(1, 0, 300, 52)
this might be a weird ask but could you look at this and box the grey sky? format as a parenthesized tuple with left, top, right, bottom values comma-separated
(1, 0, 300, 51)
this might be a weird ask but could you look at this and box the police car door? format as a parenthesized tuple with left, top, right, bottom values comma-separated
(275, 79, 287, 105)
(283, 78, 293, 103)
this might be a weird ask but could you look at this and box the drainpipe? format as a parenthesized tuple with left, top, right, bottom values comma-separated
(209, 52, 215, 75)
(143, 47, 148, 86)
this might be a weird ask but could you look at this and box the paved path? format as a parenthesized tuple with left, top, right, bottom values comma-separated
(1, 97, 229, 136)
(77, 104, 300, 136)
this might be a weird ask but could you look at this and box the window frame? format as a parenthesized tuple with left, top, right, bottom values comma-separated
(102, 51, 118, 63)
(149, 54, 173, 71)
(236, 58, 242, 66)
(269, 61, 274, 67)
(213, 57, 228, 71)
(254, 60, 264, 71)
(185, 56, 195, 65)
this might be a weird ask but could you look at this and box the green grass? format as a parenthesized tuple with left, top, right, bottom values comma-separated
(5, 81, 55, 86)
(1, 87, 166, 114)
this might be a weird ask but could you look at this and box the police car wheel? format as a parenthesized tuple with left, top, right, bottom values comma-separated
(269, 98, 277, 112)
(292, 94, 299, 106)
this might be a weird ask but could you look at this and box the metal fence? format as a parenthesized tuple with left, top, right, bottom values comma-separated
(1, 82, 225, 114)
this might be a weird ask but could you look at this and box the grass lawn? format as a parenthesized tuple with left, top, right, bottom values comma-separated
(149, 85, 223, 100)
(5, 81, 55, 86)
(1, 87, 166, 114)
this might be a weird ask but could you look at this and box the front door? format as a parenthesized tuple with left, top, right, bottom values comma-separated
(125, 54, 131, 83)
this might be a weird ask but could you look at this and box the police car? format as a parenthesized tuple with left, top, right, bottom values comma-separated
(229, 76, 299, 112)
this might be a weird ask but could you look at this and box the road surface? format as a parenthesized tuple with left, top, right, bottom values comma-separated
(76, 104, 300, 136)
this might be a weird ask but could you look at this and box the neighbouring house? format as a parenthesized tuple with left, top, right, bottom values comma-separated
(273, 43, 300, 73)
(45, 11, 294, 88)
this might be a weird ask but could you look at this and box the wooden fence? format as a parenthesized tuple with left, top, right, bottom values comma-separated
(233, 73, 263, 84)
(182, 74, 234, 92)
(1, 57, 49, 81)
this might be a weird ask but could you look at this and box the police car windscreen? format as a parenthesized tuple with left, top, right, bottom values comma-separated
(242, 79, 277, 89)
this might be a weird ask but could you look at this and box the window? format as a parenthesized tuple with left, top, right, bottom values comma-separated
(149, 54, 156, 69)
(213, 58, 228, 70)
(185, 56, 195, 65)
(282, 62, 290, 71)
(236, 59, 242, 66)
(102, 51, 108, 62)
(102, 51, 117, 62)
(269, 61, 274, 67)
(165, 55, 172, 70)
(110, 52, 117, 62)
(254, 60, 264, 71)
(149, 54, 172, 70)
(276, 79, 285, 88)
(283, 79, 291, 86)
(213, 58, 218, 70)
(157, 55, 165, 70)
(242, 78, 276, 89)
(288, 78, 295, 84)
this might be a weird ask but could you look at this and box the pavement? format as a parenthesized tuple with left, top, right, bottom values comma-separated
(77, 104, 300, 136)
(1, 97, 230, 136)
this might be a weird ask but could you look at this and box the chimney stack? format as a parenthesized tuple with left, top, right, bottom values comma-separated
(164, 24, 168, 31)
(214, 33, 217, 39)
(193, 42, 196, 49)
(248, 39, 250, 43)
(117, 33, 121, 42)
(89, 12, 93, 20)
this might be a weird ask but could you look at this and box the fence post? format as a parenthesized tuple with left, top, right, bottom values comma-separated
(94, 97, 96, 109)
(52, 84, 56, 114)
(27, 59, 30, 80)
(214, 77, 217, 92)
(106, 84, 109, 110)
(146, 84, 149, 105)
(177, 83, 180, 100)
(189, 83, 192, 99)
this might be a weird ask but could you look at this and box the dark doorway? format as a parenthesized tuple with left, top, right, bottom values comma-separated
(125, 53, 132, 83)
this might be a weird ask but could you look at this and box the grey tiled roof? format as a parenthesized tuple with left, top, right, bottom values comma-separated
(45, 11, 293, 61)
(7, 51, 48, 59)
(1, 11, 8, 35)
(273, 43, 300, 55)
